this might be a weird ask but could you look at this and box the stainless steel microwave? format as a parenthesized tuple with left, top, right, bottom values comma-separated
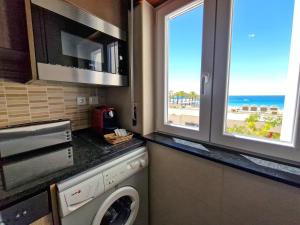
(25, 0, 128, 86)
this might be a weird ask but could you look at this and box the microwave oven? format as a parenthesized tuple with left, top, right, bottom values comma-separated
(25, 0, 128, 86)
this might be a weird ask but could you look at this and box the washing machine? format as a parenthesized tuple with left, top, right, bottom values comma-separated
(57, 147, 148, 225)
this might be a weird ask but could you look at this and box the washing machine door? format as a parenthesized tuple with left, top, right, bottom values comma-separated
(92, 186, 140, 225)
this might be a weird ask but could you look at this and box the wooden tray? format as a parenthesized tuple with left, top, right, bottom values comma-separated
(104, 133, 133, 145)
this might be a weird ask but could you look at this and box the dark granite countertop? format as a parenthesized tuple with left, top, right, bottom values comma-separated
(0, 129, 145, 209)
(145, 132, 300, 188)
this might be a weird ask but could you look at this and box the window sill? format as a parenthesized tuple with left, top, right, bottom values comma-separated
(144, 132, 300, 188)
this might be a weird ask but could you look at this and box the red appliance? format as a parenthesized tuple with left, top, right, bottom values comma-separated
(92, 106, 119, 134)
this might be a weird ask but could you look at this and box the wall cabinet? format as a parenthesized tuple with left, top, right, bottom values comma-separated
(0, 0, 28, 50)
(0, 0, 31, 82)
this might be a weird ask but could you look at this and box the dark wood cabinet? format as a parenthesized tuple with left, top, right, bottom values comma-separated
(0, 48, 31, 82)
(0, 0, 31, 82)
(0, 0, 29, 50)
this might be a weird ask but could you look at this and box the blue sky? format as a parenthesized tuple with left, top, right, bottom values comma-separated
(168, 0, 295, 95)
(168, 5, 203, 94)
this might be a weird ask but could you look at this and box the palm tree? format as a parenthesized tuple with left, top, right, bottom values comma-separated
(175, 91, 186, 105)
(168, 90, 174, 103)
(177, 91, 183, 104)
(189, 91, 197, 106)
(174, 91, 179, 104)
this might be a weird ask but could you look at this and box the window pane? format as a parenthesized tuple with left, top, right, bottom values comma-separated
(225, 0, 300, 144)
(166, 4, 203, 130)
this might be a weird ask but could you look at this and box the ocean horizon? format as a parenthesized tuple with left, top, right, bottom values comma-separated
(169, 95, 285, 109)
(228, 95, 285, 109)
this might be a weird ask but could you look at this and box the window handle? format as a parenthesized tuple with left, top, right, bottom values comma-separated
(201, 72, 210, 95)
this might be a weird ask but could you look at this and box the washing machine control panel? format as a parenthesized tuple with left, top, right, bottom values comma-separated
(103, 152, 148, 190)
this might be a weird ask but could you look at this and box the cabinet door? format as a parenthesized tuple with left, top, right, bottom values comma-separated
(0, 0, 31, 82)
(30, 214, 53, 225)
(0, 0, 28, 51)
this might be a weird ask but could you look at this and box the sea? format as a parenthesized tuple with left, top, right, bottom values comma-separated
(228, 95, 285, 109)
(169, 95, 285, 109)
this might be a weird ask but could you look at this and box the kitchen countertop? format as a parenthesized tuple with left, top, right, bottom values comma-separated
(3, 129, 299, 209)
(145, 132, 300, 188)
(0, 129, 145, 209)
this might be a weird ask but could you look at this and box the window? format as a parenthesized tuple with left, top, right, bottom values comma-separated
(156, 0, 216, 141)
(167, 5, 203, 130)
(156, 0, 300, 163)
(211, 0, 300, 162)
(224, 0, 297, 144)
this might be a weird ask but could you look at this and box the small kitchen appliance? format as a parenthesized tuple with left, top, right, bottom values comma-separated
(92, 106, 119, 135)
(25, 0, 128, 86)
(0, 120, 71, 158)
(0, 120, 74, 190)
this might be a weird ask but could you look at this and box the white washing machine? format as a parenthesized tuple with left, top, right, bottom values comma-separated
(57, 147, 148, 225)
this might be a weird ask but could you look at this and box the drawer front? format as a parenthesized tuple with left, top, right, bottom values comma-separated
(0, 191, 49, 225)
(30, 214, 53, 225)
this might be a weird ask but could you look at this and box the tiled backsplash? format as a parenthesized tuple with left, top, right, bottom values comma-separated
(0, 80, 98, 130)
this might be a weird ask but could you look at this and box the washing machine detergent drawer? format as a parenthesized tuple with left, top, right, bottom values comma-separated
(59, 173, 104, 215)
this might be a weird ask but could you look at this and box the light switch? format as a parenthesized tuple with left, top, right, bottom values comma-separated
(89, 96, 99, 105)
(77, 97, 87, 105)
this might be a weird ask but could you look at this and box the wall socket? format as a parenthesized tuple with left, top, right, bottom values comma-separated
(89, 96, 99, 105)
(77, 96, 87, 105)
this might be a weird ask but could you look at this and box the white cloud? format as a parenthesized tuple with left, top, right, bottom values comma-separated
(248, 33, 256, 39)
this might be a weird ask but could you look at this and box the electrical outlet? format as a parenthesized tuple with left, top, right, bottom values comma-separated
(77, 96, 87, 105)
(89, 96, 99, 105)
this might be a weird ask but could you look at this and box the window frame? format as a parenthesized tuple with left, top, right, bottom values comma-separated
(210, 0, 300, 163)
(155, 0, 300, 164)
(155, 0, 216, 142)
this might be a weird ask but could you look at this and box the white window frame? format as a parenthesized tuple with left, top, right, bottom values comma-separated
(155, 0, 216, 142)
(155, 0, 300, 164)
(210, 0, 300, 163)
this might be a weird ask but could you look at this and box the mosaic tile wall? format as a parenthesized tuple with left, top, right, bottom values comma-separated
(0, 80, 99, 130)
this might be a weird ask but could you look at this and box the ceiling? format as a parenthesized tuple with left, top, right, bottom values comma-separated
(146, 0, 168, 7)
